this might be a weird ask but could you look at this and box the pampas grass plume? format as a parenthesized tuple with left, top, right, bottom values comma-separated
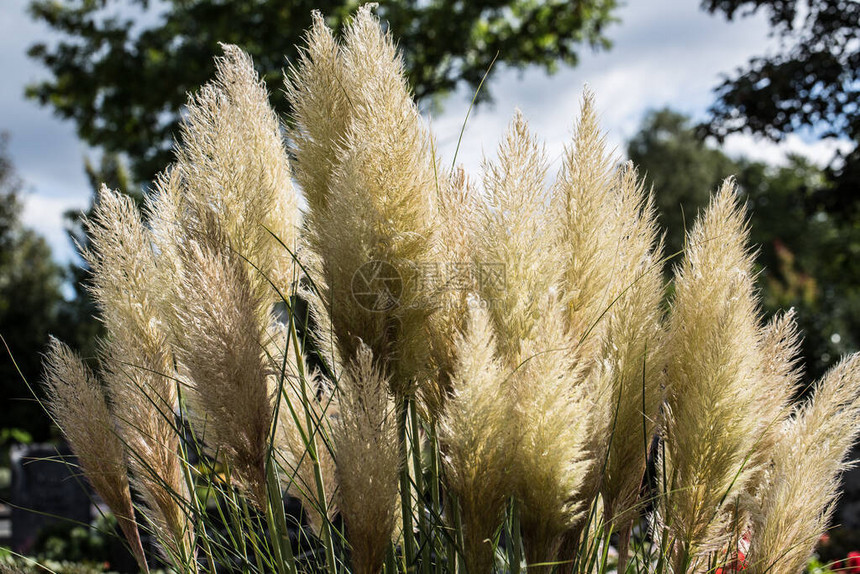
(748, 354, 860, 574)
(34, 11, 860, 574)
(333, 342, 400, 574)
(440, 302, 515, 574)
(42, 339, 148, 573)
(171, 43, 299, 304)
(474, 112, 592, 566)
(598, 164, 665, 566)
(168, 243, 272, 507)
(83, 185, 194, 564)
(293, 6, 439, 394)
(663, 181, 767, 570)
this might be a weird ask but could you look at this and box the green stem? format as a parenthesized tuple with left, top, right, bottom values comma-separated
(428, 426, 443, 574)
(446, 493, 461, 574)
(616, 521, 632, 574)
(555, 527, 581, 574)
(408, 396, 431, 574)
(265, 461, 298, 574)
(510, 500, 522, 574)
(183, 462, 216, 574)
(672, 542, 690, 574)
(398, 397, 417, 571)
(224, 468, 252, 574)
(240, 495, 267, 574)
(385, 543, 398, 574)
(598, 523, 614, 574)
(289, 324, 337, 574)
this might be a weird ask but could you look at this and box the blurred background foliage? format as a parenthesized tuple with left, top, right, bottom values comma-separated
(703, 0, 860, 222)
(629, 108, 858, 381)
(0, 133, 63, 442)
(24, 0, 618, 185)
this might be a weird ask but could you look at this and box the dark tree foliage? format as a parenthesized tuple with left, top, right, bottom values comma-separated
(702, 0, 860, 217)
(739, 156, 860, 380)
(0, 135, 65, 441)
(26, 0, 618, 184)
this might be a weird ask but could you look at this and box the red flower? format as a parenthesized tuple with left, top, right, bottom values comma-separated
(715, 551, 747, 573)
(847, 551, 860, 573)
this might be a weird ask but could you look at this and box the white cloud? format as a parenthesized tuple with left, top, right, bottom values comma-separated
(722, 133, 854, 167)
(435, 0, 781, 173)
(1, 0, 92, 263)
(20, 193, 86, 263)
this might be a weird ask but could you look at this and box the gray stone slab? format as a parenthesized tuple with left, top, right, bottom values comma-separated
(10, 443, 92, 554)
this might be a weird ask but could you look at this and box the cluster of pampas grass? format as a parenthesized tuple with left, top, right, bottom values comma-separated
(35, 6, 860, 574)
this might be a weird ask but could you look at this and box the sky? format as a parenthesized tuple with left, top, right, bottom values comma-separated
(0, 0, 853, 265)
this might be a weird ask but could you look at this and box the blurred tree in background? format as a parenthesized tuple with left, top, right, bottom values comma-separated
(628, 110, 737, 261)
(630, 109, 858, 380)
(702, 0, 860, 218)
(0, 145, 138, 442)
(0, 134, 64, 442)
(696, 0, 860, 379)
(26, 0, 618, 185)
